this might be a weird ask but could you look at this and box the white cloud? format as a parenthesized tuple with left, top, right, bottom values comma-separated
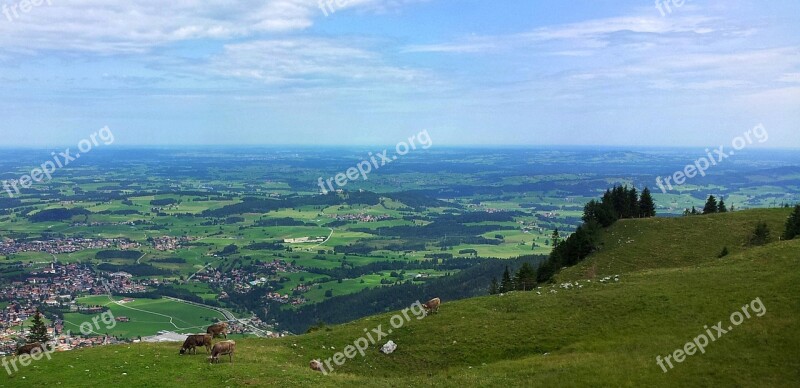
(209, 38, 425, 85)
(522, 15, 717, 41)
(403, 14, 719, 54)
(650, 79, 751, 91)
(402, 9, 800, 95)
(0, 0, 425, 53)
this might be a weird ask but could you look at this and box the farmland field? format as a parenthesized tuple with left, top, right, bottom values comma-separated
(64, 296, 227, 338)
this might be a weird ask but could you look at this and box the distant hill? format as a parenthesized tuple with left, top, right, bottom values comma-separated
(5, 209, 798, 386)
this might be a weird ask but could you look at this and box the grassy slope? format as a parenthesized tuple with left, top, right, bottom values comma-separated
(2, 210, 798, 387)
(558, 208, 792, 280)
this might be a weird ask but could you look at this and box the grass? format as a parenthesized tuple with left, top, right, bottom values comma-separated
(64, 296, 227, 338)
(558, 207, 792, 280)
(3, 209, 798, 386)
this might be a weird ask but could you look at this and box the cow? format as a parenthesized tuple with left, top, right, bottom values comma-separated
(16, 342, 45, 356)
(423, 297, 441, 314)
(208, 340, 235, 364)
(206, 322, 228, 339)
(180, 334, 212, 355)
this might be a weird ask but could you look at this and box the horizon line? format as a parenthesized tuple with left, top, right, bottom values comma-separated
(0, 144, 798, 151)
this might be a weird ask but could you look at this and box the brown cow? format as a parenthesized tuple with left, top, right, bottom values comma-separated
(423, 297, 441, 314)
(206, 322, 228, 339)
(208, 340, 235, 364)
(180, 334, 212, 355)
(16, 342, 45, 356)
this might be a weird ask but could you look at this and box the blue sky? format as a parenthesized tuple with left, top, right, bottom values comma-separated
(0, 0, 798, 147)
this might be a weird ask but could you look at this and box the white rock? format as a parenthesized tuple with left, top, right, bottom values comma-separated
(381, 340, 397, 354)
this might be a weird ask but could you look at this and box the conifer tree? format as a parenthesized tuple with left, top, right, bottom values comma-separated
(514, 263, 536, 291)
(718, 198, 728, 213)
(499, 266, 513, 293)
(27, 309, 49, 344)
(783, 205, 800, 240)
(489, 278, 499, 295)
(551, 229, 561, 248)
(703, 195, 718, 214)
(627, 186, 638, 218)
(639, 187, 656, 217)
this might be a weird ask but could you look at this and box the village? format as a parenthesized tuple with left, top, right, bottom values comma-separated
(0, 262, 147, 356)
(0, 237, 140, 256)
(0, 257, 285, 356)
(187, 258, 312, 306)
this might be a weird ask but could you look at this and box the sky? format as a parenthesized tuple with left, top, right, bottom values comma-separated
(0, 0, 798, 148)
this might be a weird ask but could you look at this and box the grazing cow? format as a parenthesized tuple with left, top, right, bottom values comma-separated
(16, 342, 45, 356)
(180, 334, 212, 355)
(209, 340, 236, 364)
(423, 297, 441, 314)
(206, 322, 228, 339)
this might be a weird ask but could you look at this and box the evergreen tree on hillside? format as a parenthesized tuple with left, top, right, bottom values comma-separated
(584, 185, 653, 225)
(703, 195, 718, 214)
(627, 186, 639, 218)
(749, 221, 771, 246)
(639, 187, 656, 218)
(536, 185, 652, 284)
(583, 199, 616, 227)
(27, 309, 49, 344)
(499, 266, 513, 293)
(489, 277, 499, 295)
(514, 263, 537, 291)
(559, 224, 597, 267)
(611, 186, 631, 219)
(602, 189, 616, 216)
(783, 205, 800, 240)
(691, 206, 698, 215)
(536, 260, 556, 284)
(551, 229, 561, 248)
(718, 198, 728, 213)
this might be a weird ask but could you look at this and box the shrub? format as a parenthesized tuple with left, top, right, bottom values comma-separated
(749, 221, 770, 246)
(717, 247, 729, 258)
